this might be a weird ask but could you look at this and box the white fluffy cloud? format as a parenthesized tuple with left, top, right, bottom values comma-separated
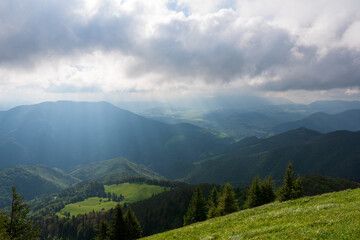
(0, 0, 359, 103)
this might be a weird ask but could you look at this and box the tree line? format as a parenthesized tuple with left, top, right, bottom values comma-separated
(184, 161, 303, 225)
(95, 204, 141, 240)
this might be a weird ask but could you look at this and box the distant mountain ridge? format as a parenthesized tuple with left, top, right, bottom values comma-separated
(182, 128, 360, 184)
(274, 109, 360, 133)
(0, 101, 231, 178)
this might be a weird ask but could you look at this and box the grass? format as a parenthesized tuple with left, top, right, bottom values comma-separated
(57, 197, 117, 217)
(105, 182, 170, 203)
(142, 188, 360, 240)
(58, 183, 169, 217)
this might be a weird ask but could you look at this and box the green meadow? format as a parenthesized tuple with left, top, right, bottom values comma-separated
(58, 182, 170, 217)
(104, 182, 170, 202)
(142, 188, 360, 240)
(58, 197, 116, 217)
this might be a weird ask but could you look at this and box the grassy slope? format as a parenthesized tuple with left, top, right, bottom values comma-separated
(58, 183, 169, 217)
(105, 183, 170, 203)
(143, 188, 360, 240)
(58, 197, 117, 216)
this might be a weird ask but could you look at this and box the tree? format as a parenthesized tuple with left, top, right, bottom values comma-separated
(278, 162, 303, 201)
(0, 186, 38, 240)
(261, 176, 276, 205)
(292, 176, 304, 199)
(244, 175, 262, 208)
(207, 187, 219, 219)
(124, 207, 142, 240)
(183, 186, 207, 226)
(95, 220, 110, 240)
(0, 210, 10, 240)
(110, 204, 126, 240)
(217, 183, 239, 216)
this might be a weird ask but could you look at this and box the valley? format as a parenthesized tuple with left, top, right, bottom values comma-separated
(0, 100, 359, 239)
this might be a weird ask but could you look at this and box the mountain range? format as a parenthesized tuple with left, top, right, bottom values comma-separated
(1, 101, 360, 188)
(183, 128, 360, 184)
(274, 109, 360, 133)
(0, 101, 230, 178)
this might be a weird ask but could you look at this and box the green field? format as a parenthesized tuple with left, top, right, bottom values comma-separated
(58, 197, 117, 217)
(58, 183, 169, 217)
(142, 188, 360, 240)
(105, 182, 170, 203)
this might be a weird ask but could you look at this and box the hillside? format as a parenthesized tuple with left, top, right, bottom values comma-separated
(69, 157, 164, 181)
(274, 109, 360, 133)
(0, 165, 80, 208)
(143, 188, 360, 240)
(0, 101, 231, 178)
(183, 128, 360, 184)
(301, 174, 360, 196)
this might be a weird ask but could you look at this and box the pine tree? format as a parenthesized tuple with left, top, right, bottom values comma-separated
(6, 186, 39, 240)
(183, 186, 207, 226)
(124, 207, 142, 240)
(207, 187, 219, 219)
(261, 176, 276, 205)
(292, 176, 304, 199)
(0, 210, 10, 240)
(95, 220, 110, 240)
(217, 183, 239, 216)
(244, 175, 262, 208)
(278, 162, 303, 201)
(110, 204, 126, 240)
(209, 187, 219, 208)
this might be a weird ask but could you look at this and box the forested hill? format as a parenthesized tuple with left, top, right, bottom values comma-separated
(0, 165, 80, 208)
(0, 101, 231, 178)
(69, 157, 164, 182)
(183, 128, 360, 184)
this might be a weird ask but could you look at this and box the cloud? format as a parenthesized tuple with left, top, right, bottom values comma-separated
(0, 0, 359, 99)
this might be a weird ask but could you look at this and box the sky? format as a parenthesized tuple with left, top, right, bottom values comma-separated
(0, 0, 360, 107)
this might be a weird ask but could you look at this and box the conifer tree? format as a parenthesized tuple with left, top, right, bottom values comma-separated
(217, 183, 239, 216)
(278, 162, 303, 201)
(207, 187, 219, 219)
(244, 175, 262, 208)
(0, 210, 10, 240)
(110, 204, 126, 240)
(96, 220, 110, 240)
(124, 207, 142, 240)
(183, 186, 207, 226)
(261, 176, 276, 205)
(6, 186, 39, 240)
(292, 176, 304, 199)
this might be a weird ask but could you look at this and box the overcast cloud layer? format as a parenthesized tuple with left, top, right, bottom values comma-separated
(0, 0, 360, 104)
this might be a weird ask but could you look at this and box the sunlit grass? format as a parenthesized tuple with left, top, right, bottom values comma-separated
(142, 188, 360, 240)
(57, 197, 117, 217)
(105, 183, 170, 203)
(57, 183, 170, 217)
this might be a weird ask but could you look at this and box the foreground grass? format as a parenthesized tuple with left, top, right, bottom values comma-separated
(143, 188, 360, 240)
(58, 183, 169, 217)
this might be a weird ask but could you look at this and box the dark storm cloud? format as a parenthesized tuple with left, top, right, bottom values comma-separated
(0, 0, 135, 64)
(0, 0, 359, 93)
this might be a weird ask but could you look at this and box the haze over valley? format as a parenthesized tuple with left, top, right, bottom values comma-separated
(1, 0, 360, 239)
